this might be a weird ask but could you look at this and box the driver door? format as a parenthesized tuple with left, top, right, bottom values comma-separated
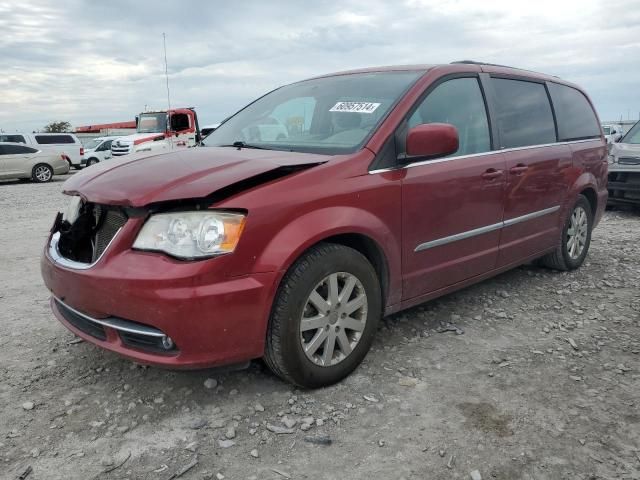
(401, 76, 506, 300)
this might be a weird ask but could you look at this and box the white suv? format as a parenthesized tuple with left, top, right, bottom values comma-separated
(0, 133, 84, 169)
(81, 137, 115, 166)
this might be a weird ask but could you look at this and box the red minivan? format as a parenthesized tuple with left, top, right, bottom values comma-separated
(41, 62, 608, 387)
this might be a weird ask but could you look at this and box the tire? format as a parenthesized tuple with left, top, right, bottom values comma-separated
(264, 243, 381, 388)
(539, 195, 593, 271)
(86, 158, 99, 166)
(32, 163, 53, 183)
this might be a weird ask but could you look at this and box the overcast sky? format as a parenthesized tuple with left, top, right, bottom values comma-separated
(1, 0, 639, 132)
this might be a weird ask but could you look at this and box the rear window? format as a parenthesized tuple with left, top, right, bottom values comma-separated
(492, 78, 556, 148)
(0, 134, 26, 143)
(35, 135, 75, 144)
(0, 144, 37, 155)
(548, 83, 601, 141)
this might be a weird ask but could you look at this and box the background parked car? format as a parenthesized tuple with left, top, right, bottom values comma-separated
(608, 120, 640, 207)
(82, 137, 115, 166)
(0, 142, 70, 182)
(602, 124, 623, 144)
(0, 132, 84, 169)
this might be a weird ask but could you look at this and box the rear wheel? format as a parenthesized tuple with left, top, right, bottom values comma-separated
(540, 195, 593, 271)
(264, 243, 381, 388)
(32, 164, 53, 183)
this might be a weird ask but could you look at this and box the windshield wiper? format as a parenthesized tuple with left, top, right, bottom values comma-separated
(221, 141, 269, 150)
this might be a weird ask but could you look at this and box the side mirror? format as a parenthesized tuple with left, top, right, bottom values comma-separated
(406, 123, 459, 159)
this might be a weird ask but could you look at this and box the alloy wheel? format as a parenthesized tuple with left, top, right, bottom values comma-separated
(567, 205, 588, 260)
(35, 165, 52, 182)
(299, 272, 368, 367)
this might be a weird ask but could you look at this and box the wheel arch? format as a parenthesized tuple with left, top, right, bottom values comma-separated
(579, 186, 597, 215)
(309, 232, 390, 310)
(564, 172, 600, 222)
(254, 206, 402, 310)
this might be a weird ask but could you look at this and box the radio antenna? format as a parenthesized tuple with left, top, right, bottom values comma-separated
(163, 33, 171, 113)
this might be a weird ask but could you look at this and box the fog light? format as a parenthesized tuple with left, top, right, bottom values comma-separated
(161, 336, 174, 350)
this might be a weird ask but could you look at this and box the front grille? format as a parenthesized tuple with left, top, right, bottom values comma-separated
(93, 208, 127, 261)
(56, 299, 107, 340)
(55, 202, 127, 265)
(111, 144, 132, 156)
(618, 157, 640, 166)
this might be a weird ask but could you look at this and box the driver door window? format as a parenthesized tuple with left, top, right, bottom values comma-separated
(408, 77, 491, 157)
(171, 114, 190, 132)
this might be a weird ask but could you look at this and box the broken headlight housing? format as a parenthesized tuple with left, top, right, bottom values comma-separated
(133, 211, 246, 259)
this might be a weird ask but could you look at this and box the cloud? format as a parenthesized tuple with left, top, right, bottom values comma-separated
(0, 0, 638, 132)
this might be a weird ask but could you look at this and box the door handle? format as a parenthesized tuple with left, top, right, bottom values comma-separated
(509, 164, 529, 175)
(481, 168, 503, 180)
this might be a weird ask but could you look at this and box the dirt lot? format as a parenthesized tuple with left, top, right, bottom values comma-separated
(0, 173, 638, 480)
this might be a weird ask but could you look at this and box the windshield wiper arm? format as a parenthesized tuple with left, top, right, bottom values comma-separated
(222, 141, 268, 150)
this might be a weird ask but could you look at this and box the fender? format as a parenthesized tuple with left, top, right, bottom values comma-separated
(558, 171, 602, 230)
(252, 206, 403, 308)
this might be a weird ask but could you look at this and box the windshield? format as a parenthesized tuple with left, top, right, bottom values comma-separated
(137, 113, 167, 134)
(621, 121, 640, 144)
(204, 71, 423, 155)
(83, 138, 102, 149)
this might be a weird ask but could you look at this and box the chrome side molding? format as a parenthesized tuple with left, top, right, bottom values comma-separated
(415, 205, 560, 252)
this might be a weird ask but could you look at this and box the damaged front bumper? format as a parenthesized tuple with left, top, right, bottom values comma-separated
(41, 216, 279, 368)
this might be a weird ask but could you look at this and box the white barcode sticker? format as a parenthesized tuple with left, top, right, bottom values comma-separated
(329, 101, 381, 114)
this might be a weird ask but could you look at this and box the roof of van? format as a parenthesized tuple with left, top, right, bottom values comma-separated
(309, 61, 574, 87)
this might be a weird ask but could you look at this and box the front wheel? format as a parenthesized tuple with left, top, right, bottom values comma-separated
(86, 158, 99, 166)
(264, 243, 381, 388)
(540, 195, 593, 271)
(32, 164, 53, 183)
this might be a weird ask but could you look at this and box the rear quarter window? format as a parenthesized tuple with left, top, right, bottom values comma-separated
(0, 135, 26, 143)
(548, 83, 601, 141)
(1, 144, 37, 154)
(35, 135, 75, 144)
(492, 78, 556, 149)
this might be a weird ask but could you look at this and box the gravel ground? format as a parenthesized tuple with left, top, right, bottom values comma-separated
(0, 173, 639, 480)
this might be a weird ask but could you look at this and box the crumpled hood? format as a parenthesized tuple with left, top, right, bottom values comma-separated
(63, 147, 328, 207)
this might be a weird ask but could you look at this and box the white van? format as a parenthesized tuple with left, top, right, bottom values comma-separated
(81, 137, 115, 166)
(0, 133, 84, 169)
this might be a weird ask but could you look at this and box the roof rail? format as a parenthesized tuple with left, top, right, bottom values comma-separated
(451, 60, 520, 69)
(450, 60, 559, 78)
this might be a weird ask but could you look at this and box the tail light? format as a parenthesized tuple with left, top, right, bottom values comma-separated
(80, 147, 84, 156)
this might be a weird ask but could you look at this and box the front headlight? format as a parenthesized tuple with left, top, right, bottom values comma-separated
(133, 211, 246, 259)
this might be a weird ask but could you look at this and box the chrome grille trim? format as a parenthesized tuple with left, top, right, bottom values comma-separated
(49, 229, 122, 270)
(53, 297, 167, 338)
